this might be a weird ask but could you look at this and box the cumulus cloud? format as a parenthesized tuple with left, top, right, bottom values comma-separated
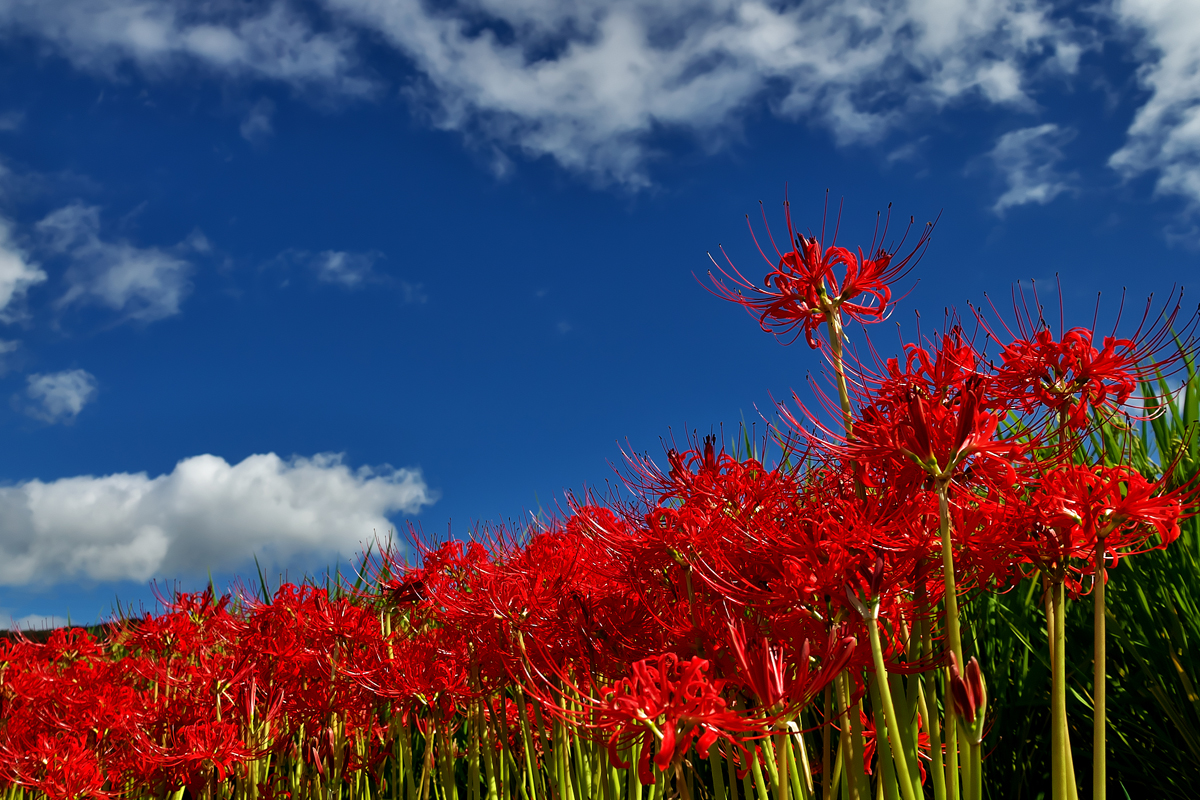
(326, 0, 1083, 185)
(0, 0, 373, 97)
(37, 203, 193, 323)
(988, 123, 1078, 214)
(0, 452, 437, 586)
(1109, 0, 1200, 215)
(23, 369, 99, 423)
(0, 217, 47, 321)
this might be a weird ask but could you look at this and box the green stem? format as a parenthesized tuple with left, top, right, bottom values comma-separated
(513, 692, 541, 800)
(968, 738, 982, 800)
(867, 615, 921, 800)
(920, 615, 946, 800)
(1094, 536, 1107, 800)
(822, 687, 834, 800)
(936, 481, 963, 665)
(709, 746, 728, 800)
(628, 739, 642, 800)
(825, 308, 854, 440)
(795, 715, 815, 799)
(849, 691, 870, 800)
(868, 678, 901, 800)
(749, 742, 771, 800)
(774, 729, 792, 800)
(1051, 579, 1068, 800)
(945, 710, 960, 800)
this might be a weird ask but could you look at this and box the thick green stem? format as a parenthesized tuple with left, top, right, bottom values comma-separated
(839, 673, 866, 800)
(1051, 580, 1068, 800)
(1093, 536, 1107, 800)
(786, 727, 810, 800)
(795, 715, 815, 798)
(513, 692, 542, 800)
(920, 612, 947, 800)
(936, 480, 963, 800)
(868, 679, 901, 800)
(825, 307, 854, 439)
(867, 616, 921, 800)
(775, 729, 792, 800)
(936, 482, 963, 665)
(710, 746, 728, 800)
(822, 686, 834, 800)
(749, 742, 771, 800)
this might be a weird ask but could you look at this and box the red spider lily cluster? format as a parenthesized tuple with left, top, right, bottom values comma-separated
(3, 196, 1199, 800)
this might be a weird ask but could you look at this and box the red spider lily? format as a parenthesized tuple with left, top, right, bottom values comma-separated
(709, 196, 934, 348)
(3, 732, 112, 800)
(1029, 463, 1197, 573)
(996, 328, 1142, 429)
(843, 380, 1022, 489)
(726, 622, 856, 713)
(157, 720, 253, 789)
(980, 284, 1196, 430)
(597, 654, 760, 784)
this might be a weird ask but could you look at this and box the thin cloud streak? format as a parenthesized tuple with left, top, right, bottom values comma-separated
(989, 124, 1078, 215)
(38, 203, 194, 323)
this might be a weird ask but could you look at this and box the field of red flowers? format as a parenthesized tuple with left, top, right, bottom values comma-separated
(3, 199, 1198, 800)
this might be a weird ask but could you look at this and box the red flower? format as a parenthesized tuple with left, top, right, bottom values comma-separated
(709, 195, 934, 348)
(597, 654, 759, 784)
(1029, 463, 1196, 572)
(981, 284, 1196, 430)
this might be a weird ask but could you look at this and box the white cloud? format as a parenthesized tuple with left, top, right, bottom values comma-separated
(326, 0, 1083, 185)
(0, 0, 373, 97)
(23, 369, 99, 424)
(1109, 0, 1200, 216)
(0, 217, 47, 321)
(0, 452, 437, 586)
(37, 203, 192, 323)
(311, 249, 378, 287)
(989, 123, 1077, 214)
(1, 1, 1084, 187)
(240, 97, 276, 143)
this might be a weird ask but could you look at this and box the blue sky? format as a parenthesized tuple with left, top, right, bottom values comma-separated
(1, 0, 1198, 628)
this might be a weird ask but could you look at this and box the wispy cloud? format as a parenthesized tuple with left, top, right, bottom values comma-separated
(327, 0, 1083, 186)
(1, 1, 1084, 187)
(1109, 0, 1200, 225)
(269, 248, 427, 299)
(0, 0, 373, 97)
(21, 369, 98, 424)
(311, 250, 378, 287)
(0, 452, 437, 586)
(989, 124, 1078, 215)
(0, 217, 48, 322)
(240, 97, 275, 143)
(37, 203, 194, 323)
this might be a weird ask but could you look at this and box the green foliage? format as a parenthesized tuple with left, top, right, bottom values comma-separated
(977, 342, 1200, 799)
